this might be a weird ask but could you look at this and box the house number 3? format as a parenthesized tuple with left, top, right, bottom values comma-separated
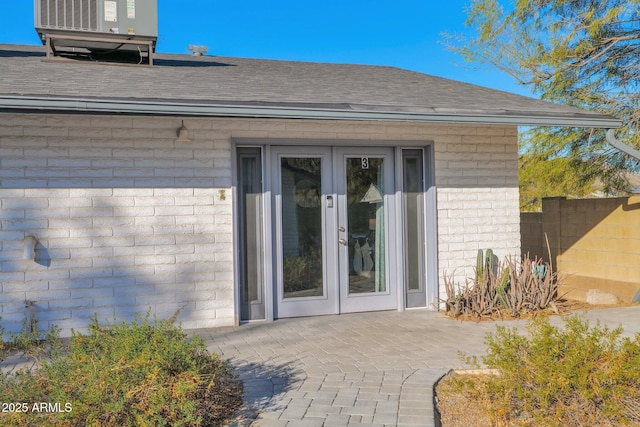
(361, 157, 369, 169)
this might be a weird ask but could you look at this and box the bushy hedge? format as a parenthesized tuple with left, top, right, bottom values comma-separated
(454, 315, 640, 426)
(0, 312, 242, 427)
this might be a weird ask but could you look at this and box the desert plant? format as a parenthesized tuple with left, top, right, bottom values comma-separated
(485, 248, 495, 277)
(443, 252, 560, 318)
(495, 266, 510, 310)
(0, 311, 242, 427)
(456, 315, 640, 425)
(475, 249, 484, 284)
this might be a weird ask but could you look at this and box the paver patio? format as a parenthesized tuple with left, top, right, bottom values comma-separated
(198, 306, 640, 426)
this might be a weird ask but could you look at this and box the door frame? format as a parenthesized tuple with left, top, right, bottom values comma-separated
(232, 139, 438, 323)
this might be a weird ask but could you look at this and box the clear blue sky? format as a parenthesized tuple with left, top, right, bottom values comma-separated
(0, 0, 534, 98)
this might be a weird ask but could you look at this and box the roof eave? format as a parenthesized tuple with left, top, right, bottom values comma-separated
(0, 95, 623, 128)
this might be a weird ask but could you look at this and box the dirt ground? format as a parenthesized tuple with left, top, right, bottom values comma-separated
(435, 372, 495, 427)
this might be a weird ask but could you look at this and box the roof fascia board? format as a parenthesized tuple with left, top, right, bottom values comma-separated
(0, 95, 623, 128)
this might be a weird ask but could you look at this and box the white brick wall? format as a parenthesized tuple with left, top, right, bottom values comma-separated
(434, 126, 521, 298)
(1, 114, 520, 335)
(1, 114, 233, 336)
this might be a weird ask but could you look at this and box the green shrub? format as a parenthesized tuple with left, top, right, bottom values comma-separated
(0, 311, 62, 362)
(461, 315, 640, 425)
(0, 312, 242, 427)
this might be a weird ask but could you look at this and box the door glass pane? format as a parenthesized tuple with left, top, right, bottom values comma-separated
(281, 157, 324, 298)
(238, 148, 264, 321)
(346, 157, 386, 294)
(403, 150, 426, 308)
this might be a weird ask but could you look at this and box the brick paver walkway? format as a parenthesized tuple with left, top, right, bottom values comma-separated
(199, 306, 640, 426)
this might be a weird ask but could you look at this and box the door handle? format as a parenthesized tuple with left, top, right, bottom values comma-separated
(338, 238, 347, 246)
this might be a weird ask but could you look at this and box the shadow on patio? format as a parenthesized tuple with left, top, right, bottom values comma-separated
(224, 360, 303, 425)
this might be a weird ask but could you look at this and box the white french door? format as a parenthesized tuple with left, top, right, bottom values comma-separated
(271, 146, 397, 318)
(335, 147, 397, 313)
(271, 146, 337, 317)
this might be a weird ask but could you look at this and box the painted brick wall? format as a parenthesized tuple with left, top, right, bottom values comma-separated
(1, 114, 520, 335)
(0, 114, 234, 336)
(432, 126, 521, 296)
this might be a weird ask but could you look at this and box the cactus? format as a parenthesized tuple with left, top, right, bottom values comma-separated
(485, 248, 494, 277)
(476, 249, 484, 284)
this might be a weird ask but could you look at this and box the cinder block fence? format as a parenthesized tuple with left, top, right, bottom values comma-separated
(521, 196, 640, 302)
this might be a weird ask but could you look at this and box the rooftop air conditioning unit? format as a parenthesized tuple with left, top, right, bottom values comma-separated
(35, 0, 158, 62)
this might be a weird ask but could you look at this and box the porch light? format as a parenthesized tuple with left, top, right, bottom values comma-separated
(175, 120, 191, 143)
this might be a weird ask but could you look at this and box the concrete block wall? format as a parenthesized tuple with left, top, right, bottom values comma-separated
(537, 196, 640, 302)
(1, 114, 521, 335)
(520, 212, 544, 259)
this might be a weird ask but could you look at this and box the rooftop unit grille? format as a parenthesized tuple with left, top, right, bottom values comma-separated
(34, 0, 158, 65)
(38, 0, 98, 31)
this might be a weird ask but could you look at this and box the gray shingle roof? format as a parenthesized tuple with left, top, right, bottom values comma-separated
(0, 44, 621, 128)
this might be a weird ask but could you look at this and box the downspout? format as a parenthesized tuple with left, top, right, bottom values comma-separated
(606, 129, 640, 160)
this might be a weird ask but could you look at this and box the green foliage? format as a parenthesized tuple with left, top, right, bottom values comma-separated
(7, 319, 41, 357)
(445, 0, 640, 206)
(519, 147, 599, 212)
(519, 127, 631, 211)
(2, 309, 62, 361)
(0, 312, 242, 427)
(461, 315, 640, 425)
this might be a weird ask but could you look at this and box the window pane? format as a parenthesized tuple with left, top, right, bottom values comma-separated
(346, 157, 386, 294)
(238, 148, 265, 320)
(281, 157, 324, 298)
(403, 150, 426, 306)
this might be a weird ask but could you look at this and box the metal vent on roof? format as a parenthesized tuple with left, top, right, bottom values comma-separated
(38, 0, 98, 31)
